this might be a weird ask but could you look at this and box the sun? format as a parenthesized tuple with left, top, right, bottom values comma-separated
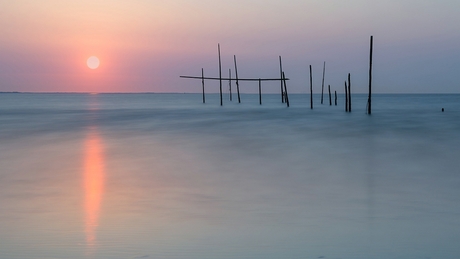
(87, 56, 100, 69)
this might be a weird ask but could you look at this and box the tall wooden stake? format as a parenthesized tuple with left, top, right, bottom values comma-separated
(201, 68, 205, 103)
(229, 69, 232, 101)
(348, 73, 351, 112)
(321, 61, 325, 104)
(310, 65, 313, 109)
(234, 55, 241, 103)
(279, 56, 284, 103)
(258, 78, 262, 105)
(283, 72, 289, 107)
(368, 35, 373, 115)
(334, 91, 337, 106)
(218, 44, 223, 106)
(345, 81, 348, 112)
(328, 84, 332, 105)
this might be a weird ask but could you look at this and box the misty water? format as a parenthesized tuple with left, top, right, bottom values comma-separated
(1, 93, 460, 259)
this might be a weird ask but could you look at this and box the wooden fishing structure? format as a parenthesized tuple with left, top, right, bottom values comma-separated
(180, 44, 290, 106)
(180, 37, 374, 112)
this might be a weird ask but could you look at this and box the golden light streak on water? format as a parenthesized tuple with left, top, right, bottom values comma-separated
(83, 128, 105, 254)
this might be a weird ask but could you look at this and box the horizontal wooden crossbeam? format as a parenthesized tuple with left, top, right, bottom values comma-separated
(180, 76, 289, 81)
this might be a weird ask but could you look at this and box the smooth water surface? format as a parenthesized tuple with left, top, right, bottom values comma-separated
(1, 93, 460, 259)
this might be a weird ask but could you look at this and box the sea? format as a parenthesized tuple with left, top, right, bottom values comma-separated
(0, 93, 459, 259)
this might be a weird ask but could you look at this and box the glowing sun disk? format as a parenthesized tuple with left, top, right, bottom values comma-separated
(87, 56, 100, 69)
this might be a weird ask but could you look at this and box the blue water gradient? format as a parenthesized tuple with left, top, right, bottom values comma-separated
(0, 93, 459, 259)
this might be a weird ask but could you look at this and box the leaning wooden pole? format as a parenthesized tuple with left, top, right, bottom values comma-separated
(345, 81, 348, 112)
(279, 56, 284, 103)
(328, 84, 332, 106)
(348, 73, 351, 112)
(229, 69, 232, 101)
(321, 61, 325, 104)
(368, 35, 373, 115)
(234, 55, 241, 103)
(310, 65, 313, 109)
(218, 44, 223, 106)
(282, 72, 289, 107)
(201, 68, 205, 103)
(258, 78, 262, 105)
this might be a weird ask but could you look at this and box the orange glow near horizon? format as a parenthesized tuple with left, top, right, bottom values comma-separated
(84, 128, 105, 251)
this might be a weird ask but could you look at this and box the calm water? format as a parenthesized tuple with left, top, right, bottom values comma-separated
(1, 93, 460, 259)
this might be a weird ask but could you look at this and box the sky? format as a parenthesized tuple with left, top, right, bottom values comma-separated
(0, 0, 459, 93)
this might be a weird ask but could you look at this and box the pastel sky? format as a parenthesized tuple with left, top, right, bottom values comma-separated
(0, 0, 459, 93)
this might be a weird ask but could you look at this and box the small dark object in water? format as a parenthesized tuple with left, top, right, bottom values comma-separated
(442, 108, 444, 112)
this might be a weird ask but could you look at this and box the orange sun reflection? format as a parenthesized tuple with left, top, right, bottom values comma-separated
(84, 128, 105, 250)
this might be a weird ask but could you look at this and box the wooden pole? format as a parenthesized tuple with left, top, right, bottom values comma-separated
(310, 65, 313, 109)
(348, 73, 351, 112)
(321, 61, 325, 104)
(234, 55, 241, 103)
(328, 84, 332, 106)
(218, 44, 223, 106)
(259, 78, 262, 105)
(345, 81, 348, 112)
(368, 35, 373, 115)
(283, 72, 289, 107)
(279, 56, 284, 103)
(334, 91, 337, 106)
(229, 68, 232, 101)
(201, 68, 205, 103)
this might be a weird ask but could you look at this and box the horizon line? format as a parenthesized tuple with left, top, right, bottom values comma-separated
(1, 91, 459, 95)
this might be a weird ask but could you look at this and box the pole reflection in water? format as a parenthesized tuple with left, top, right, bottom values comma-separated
(83, 127, 105, 254)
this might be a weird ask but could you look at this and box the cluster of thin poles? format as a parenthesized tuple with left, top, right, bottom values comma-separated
(320, 61, 337, 107)
(181, 43, 290, 107)
(181, 36, 374, 114)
